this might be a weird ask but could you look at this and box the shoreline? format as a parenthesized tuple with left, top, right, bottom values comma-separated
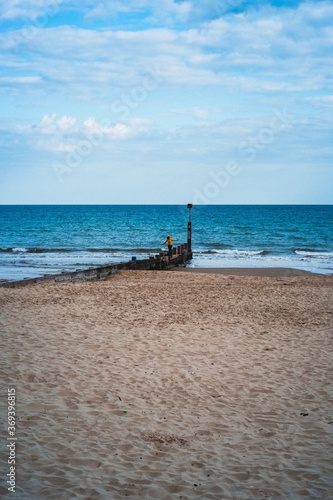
(1, 265, 330, 285)
(173, 266, 321, 277)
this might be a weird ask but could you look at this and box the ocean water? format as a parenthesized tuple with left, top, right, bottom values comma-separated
(0, 205, 332, 280)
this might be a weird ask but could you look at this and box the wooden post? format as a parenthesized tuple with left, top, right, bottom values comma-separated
(187, 203, 193, 253)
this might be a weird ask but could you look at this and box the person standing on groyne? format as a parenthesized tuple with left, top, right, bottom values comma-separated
(162, 235, 177, 259)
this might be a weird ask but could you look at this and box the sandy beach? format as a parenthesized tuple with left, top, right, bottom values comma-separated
(1, 269, 333, 499)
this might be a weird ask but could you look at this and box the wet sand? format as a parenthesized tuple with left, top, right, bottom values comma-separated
(173, 267, 317, 277)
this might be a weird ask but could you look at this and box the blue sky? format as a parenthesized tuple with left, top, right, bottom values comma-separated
(0, 0, 332, 204)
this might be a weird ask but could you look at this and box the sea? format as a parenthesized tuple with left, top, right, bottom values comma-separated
(0, 205, 332, 280)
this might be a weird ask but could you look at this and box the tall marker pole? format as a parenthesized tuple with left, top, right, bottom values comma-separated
(187, 203, 193, 253)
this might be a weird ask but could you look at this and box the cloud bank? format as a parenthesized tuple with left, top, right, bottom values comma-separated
(0, 1, 332, 203)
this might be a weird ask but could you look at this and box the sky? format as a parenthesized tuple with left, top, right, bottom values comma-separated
(0, 0, 333, 204)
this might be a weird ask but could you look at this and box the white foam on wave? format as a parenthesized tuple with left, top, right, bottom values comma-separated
(294, 250, 333, 258)
(198, 249, 266, 256)
(0, 250, 154, 280)
(190, 250, 333, 274)
(1, 246, 333, 280)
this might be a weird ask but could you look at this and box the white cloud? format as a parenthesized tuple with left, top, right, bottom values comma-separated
(54, 142, 77, 152)
(0, 0, 191, 25)
(1, 1, 333, 204)
(83, 118, 134, 140)
(1, 2, 332, 100)
(56, 115, 77, 132)
(0, 76, 41, 84)
(1, 114, 144, 143)
(106, 123, 132, 139)
(169, 106, 211, 120)
(0, 0, 64, 21)
(38, 114, 57, 134)
(84, 0, 191, 25)
(0, 114, 138, 155)
(305, 95, 333, 107)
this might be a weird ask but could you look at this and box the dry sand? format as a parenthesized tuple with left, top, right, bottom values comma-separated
(1, 269, 333, 499)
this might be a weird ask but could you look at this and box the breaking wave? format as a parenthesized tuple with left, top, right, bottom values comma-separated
(293, 249, 333, 257)
(196, 249, 270, 256)
(0, 247, 161, 254)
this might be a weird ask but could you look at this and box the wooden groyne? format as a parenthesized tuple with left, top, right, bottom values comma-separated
(0, 244, 192, 288)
